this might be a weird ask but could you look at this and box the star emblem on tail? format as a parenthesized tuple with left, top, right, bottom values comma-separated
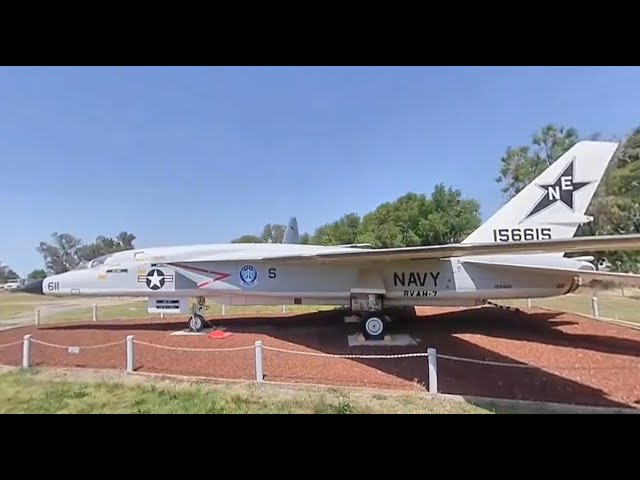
(523, 157, 592, 221)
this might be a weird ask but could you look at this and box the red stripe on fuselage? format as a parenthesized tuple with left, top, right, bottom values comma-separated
(169, 263, 231, 288)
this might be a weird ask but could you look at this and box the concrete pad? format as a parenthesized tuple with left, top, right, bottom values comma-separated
(171, 325, 229, 337)
(170, 329, 211, 336)
(347, 333, 418, 347)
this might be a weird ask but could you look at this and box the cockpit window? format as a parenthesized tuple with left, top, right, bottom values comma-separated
(88, 254, 112, 269)
(73, 251, 138, 271)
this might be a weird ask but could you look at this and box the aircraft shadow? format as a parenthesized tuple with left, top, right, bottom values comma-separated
(413, 306, 640, 359)
(44, 307, 640, 409)
(46, 306, 640, 358)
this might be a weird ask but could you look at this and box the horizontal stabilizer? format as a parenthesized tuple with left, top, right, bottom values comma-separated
(463, 258, 640, 287)
(571, 255, 595, 262)
(543, 215, 594, 226)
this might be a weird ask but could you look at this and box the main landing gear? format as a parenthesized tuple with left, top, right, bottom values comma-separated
(363, 314, 386, 338)
(188, 296, 210, 332)
(350, 293, 390, 340)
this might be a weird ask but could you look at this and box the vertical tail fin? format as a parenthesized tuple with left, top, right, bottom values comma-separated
(282, 217, 299, 244)
(462, 140, 620, 248)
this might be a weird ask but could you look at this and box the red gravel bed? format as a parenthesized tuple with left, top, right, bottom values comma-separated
(1, 306, 639, 408)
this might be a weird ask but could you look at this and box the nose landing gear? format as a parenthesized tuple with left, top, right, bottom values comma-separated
(188, 313, 205, 332)
(187, 296, 209, 332)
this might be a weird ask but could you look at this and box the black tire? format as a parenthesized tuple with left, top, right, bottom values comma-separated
(188, 314, 205, 332)
(363, 315, 385, 340)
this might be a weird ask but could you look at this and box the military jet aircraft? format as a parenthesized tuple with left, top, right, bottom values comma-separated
(21, 140, 640, 338)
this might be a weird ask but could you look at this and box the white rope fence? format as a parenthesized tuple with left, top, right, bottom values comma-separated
(0, 333, 625, 394)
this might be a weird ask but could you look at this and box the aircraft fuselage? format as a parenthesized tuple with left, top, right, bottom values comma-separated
(38, 244, 583, 308)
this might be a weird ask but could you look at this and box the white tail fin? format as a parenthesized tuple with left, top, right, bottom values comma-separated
(282, 217, 299, 244)
(462, 140, 620, 249)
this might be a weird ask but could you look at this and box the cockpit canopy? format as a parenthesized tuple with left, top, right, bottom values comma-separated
(73, 254, 113, 270)
(73, 251, 136, 270)
(89, 254, 112, 268)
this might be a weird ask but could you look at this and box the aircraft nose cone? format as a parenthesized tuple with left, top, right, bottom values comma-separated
(21, 279, 44, 295)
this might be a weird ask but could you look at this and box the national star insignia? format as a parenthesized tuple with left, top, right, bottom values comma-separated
(147, 270, 164, 288)
(137, 268, 174, 291)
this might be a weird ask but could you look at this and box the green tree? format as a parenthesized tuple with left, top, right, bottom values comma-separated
(231, 234, 263, 243)
(37, 231, 137, 274)
(37, 233, 84, 274)
(310, 213, 362, 245)
(421, 184, 482, 245)
(0, 262, 19, 281)
(231, 221, 314, 244)
(495, 124, 579, 200)
(311, 185, 481, 248)
(261, 224, 287, 243)
(298, 232, 310, 244)
(576, 127, 640, 271)
(27, 269, 47, 280)
(76, 232, 137, 262)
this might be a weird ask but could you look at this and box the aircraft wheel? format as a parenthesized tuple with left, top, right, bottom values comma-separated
(364, 315, 384, 339)
(188, 314, 205, 332)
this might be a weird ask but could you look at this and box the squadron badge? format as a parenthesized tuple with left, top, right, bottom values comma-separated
(239, 265, 257, 287)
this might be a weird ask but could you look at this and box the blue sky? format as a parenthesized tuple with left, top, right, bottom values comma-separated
(1, 66, 640, 276)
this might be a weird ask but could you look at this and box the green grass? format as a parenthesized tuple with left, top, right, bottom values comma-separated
(42, 302, 334, 323)
(43, 302, 148, 323)
(498, 291, 640, 324)
(0, 292, 55, 305)
(0, 291, 334, 323)
(0, 302, 39, 319)
(4, 367, 630, 413)
(0, 368, 493, 414)
(0, 292, 67, 319)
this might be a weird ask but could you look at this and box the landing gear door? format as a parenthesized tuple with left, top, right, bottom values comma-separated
(350, 293, 383, 312)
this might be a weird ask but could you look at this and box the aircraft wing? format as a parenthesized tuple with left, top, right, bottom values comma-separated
(462, 258, 640, 287)
(171, 233, 640, 264)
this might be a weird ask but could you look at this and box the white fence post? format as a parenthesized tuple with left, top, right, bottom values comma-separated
(427, 348, 438, 394)
(282, 304, 286, 313)
(126, 335, 134, 373)
(591, 296, 599, 318)
(526, 298, 531, 308)
(34, 308, 40, 325)
(222, 304, 226, 316)
(22, 334, 32, 369)
(92, 304, 98, 321)
(255, 340, 263, 382)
